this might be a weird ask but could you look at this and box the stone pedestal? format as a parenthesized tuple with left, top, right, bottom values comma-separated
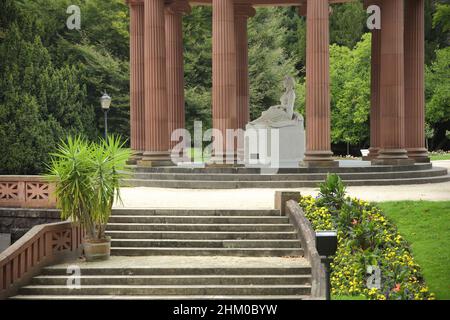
(244, 123, 305, 169)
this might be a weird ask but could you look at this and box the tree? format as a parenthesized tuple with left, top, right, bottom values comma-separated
(329, 33, 371, 146)
(425, 46, 450, 150)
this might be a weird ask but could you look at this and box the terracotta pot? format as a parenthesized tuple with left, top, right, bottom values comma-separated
(83, 237, 111, 262)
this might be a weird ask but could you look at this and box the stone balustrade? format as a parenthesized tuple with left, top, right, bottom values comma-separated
(0, 221, 84, 299)
(0, 176, 56, 209)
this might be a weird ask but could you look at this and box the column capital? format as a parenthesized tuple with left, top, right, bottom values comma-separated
(166, 0, 191, 15)
(234, 4, 256, 18)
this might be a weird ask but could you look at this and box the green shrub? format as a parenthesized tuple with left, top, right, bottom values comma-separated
(46, 135, 131, 240)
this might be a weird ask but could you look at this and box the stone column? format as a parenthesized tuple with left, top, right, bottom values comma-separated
(404, 0, 429, 163)
(211, 0, 237, 162)
(165, 0, 190, 149)
(128, 0, 145, 164)
(139, 0, 171, 166)
(367, 26, 381, 159)
(235, 4, 255, 130)
(373, 0, 413, 165)
(304, 0, 337, 167)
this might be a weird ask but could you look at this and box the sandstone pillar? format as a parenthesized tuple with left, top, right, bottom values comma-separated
(165, 1, 190, 149)
(367, 26, 381, 159)
(373, 0, 413, 165)
(404, 0, 429, 163)
(304, 0, 337, 167)
(235, 4, 255, 130)
(128, 0, 145, 163)
(211, 0, 237, 162)
(140, 0, 171, 166)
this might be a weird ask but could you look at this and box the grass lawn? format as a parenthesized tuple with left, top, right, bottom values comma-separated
(377, 201, 450, 300)
(430, 154, 450, 161)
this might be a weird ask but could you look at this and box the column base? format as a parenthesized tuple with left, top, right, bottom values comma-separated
(371, 148, 415, 165)
(138, 151, 173, 167)
(303, 151, 338, 168)
(208, 151, 239, 167)
(363, 147, 379, 161)
(407, 148, 430, 163)
(126, 151, 144, 165)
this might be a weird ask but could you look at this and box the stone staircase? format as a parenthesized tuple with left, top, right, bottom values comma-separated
(123, 163, 450, 188)
(12, 208, 312, 300)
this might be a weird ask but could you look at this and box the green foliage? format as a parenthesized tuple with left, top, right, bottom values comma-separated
(433, 3, 450, 33)
(317, 174, 347, 213)
(46, 135, 131, 240)
(329, 2, 366, 49)
(330, 33, 371, 146)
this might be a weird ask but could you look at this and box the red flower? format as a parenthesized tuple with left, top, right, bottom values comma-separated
(393, 284, 401, 292)
(351, 219, 358, 225)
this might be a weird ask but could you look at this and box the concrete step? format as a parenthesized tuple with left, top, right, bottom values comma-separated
(31, 275, 311, 286)
(108, 215, 289, 224)
(19, 284, 311, 296)
(111, 209, 281, 216)
(110, 247, 304, 257)
(131, 167, 447, 181)
(132, 163, 432, 174)
(123, 173, 450, 189)
(41, 266, 312, 276)
(105, 231, 298, 240)
(10, 294, 310, 300)
(110, 239, 302, 249)
(106, 223, 295, 232)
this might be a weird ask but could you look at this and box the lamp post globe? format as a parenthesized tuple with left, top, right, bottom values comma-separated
(100, 92, 111, 139)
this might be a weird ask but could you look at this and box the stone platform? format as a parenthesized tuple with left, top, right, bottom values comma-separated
(122, 161, 450, 189)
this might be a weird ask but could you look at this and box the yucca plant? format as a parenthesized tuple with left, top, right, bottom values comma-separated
(47, 135, 131, 241)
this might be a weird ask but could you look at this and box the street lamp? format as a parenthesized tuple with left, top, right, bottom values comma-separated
(100, 92, 111, 139)
(316, 230, 338, 300)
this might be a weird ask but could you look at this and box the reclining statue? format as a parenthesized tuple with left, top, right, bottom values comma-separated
(249, 76, 303, 128)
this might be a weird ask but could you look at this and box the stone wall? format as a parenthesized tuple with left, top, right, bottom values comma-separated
(0, 208, 61, 244)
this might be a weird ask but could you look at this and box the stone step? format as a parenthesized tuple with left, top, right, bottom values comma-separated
(41, 266, 312, 276)
(110, 247, 304, 257)
(123, 173, 450, 189)
(111, 209, 281, 217)
(131, 167, 447, 181)
(105, 231, 298, 240)
(10, 294, 310, 300)
(31, 275, 311, 286)
(108, 215, 289, 224)
(132, 162, 432, 174)
(110, 239, 302, 249)
(106, 223, 295, 232)
(19, 284, 311, 296)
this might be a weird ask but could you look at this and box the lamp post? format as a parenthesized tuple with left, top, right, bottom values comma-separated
(100, 92, 112, 139)
(316, 230, 338, 300)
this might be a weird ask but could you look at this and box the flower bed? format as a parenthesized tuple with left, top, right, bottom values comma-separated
(299, 174, 434, 300)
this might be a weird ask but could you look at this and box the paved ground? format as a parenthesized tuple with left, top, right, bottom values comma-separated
(115, 161, 450, 209)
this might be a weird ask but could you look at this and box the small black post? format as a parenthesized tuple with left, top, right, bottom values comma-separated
(321, 257, 332, 301)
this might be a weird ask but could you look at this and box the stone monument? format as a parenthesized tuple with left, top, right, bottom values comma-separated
(244, 76, 305, 168)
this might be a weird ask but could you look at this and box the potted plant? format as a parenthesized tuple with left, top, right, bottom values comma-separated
(47, 135, 131, 261)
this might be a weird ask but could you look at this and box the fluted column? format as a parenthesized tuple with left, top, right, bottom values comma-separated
(304, 0, 337, 167)
(212, 0, 237, 162)
(129, 0, 145, 163)
(235, 4, 255, 130)
(404, 0, 429, 163)
(165, 1, 190, 149)
(367, 25, 381, 159)
(373, 0, 413, 165)
(140, 0, 171, 166)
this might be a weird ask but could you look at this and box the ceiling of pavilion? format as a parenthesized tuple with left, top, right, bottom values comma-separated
(189, 0, 355, 6)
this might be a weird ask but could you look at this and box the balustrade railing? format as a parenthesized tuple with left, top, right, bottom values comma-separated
(0, 221, 84, 299)
(0, 176, 56, 209)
